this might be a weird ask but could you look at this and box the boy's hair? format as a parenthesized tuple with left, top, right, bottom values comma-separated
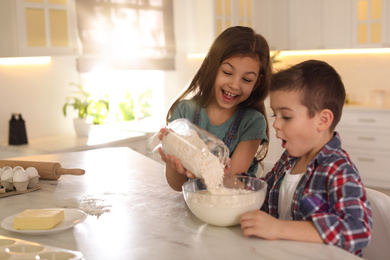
(271, 60, 345, 131)
(167, 26, 272, 122)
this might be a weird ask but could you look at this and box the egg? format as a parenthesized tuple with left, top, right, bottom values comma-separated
(1, 168, 13, 181)
(13, 166, 24, 172)
(0, 166, 12, 175)
(25, 167, 39, 178)
(13, 169, 28, 182)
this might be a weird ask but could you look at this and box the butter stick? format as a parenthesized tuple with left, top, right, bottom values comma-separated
(14, 209, 65, 230)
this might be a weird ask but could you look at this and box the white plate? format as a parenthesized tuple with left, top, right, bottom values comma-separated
(0, 208, 87, 235)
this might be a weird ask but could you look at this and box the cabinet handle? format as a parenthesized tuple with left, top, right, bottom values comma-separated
(357, 157, 375, 162)
(357, 136, 375, 141)
(358, 118, 376, 123)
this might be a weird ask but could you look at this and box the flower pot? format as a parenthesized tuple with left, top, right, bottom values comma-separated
(73, 117, 93, 137)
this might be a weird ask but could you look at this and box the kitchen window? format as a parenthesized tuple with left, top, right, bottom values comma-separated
(75, 0, 175, 72)
(74, 0, 175, 128)
(82, 68, 165, 129)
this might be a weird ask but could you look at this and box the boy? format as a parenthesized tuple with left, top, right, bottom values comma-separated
(240, 60, 372, 257)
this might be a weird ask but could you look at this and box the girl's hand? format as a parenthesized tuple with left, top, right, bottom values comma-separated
(224, 159, 232, 175)
(240, 210, 282, 240)
(157, 147, 196, 179)
(158, 127, 166, 141)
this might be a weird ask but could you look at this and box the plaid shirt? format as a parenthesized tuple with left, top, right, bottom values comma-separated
(261, 132, 372, 257)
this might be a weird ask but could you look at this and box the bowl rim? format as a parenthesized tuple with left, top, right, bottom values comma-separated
(182, 176, 267, 197)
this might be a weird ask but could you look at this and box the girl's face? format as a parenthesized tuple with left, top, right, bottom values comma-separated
(270, 90, 322, 161)
(212, 55, 260, 110)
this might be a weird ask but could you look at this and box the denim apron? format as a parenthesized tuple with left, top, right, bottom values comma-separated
(192, 104, 245, 152)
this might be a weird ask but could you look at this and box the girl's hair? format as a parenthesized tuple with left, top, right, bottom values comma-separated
(270, 60, 345, 131)
(166, 26, 272, 162)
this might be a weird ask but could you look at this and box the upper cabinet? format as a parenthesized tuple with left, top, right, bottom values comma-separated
(215, 0, 255, 36)
(0, 0, 78, 57)
(289, 0, 352, 50)
(352, 0, 390, 48)
(254, 0, 390, 50)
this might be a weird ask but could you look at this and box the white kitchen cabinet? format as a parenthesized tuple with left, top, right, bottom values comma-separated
(288, 0, 353, 50)
(0, 0, 78, 57)
(336, 108, 390, 189)
(0, 0, 19, 57)
(322, 0, 353, 49)
(289, 0, 323, 50)
(255, 0, 352, 50)
(253, 0, 290, 50)
(255, 0, 390, 50)
(214, 0, 255, 36)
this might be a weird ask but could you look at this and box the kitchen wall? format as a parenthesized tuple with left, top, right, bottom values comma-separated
(272, 52, 390, 107)
(0, 0, 389, 146)
(0, 57, 80, 144)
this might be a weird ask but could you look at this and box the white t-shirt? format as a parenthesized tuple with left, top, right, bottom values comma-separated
(278, 168, 304, 220)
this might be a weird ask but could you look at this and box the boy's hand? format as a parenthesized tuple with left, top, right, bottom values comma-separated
(240, 210, 282, 240)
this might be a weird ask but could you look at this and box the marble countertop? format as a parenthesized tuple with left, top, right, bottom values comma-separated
(0, 147, 362, 260)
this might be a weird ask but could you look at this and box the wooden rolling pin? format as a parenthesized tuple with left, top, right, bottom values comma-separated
(0, 160, 85, 180)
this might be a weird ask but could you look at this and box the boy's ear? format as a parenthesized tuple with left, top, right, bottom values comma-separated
(317, 109, 333, 131)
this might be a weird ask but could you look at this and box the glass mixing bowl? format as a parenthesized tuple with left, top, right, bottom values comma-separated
(182, 176, 267, 227)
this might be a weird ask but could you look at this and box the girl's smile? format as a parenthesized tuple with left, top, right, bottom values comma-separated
(221, 89, 238, 102)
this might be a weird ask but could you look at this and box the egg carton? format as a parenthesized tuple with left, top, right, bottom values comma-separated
(1, 166, 40, 198)
(1, 176, 39, 191)
(0, 184, 40, 199)
(0, 235, 83, 260)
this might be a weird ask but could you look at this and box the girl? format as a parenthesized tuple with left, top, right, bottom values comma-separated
(159, 26, 272, 191)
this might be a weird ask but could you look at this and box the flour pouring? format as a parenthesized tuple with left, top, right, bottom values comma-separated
(161, 118, 230, 193)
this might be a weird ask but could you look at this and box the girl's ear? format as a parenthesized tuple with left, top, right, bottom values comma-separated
(317, 109, 333, 131)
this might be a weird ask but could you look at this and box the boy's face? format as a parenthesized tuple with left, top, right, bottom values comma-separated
(270, 90, 323, 160)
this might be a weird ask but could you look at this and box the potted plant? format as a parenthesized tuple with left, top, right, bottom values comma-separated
(63, 83, 109, 136)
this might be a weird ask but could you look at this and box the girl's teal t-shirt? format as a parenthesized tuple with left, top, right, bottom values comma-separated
(170, 99, 268, 176)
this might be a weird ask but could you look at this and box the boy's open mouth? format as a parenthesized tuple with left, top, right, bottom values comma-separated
(282, 139, 287, 148)
(222, 90, 238, 102)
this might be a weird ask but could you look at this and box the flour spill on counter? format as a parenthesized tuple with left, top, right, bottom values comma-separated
(55, 194, 112, 218)
(79, 197, 111, 218)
